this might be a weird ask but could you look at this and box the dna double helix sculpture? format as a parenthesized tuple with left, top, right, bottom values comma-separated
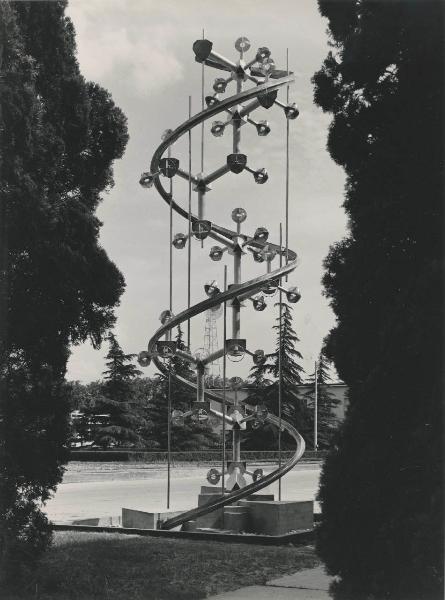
(138, 37, 305, 530)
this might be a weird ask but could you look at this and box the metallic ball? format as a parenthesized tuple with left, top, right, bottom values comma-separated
(284, 102, 299, 120)
(253, 296, 267, 311)
(258, 58, 275, 76)
(207, 468, 221, 485)
(286, 286, 301, 303)
(213, 78, 227, 93)
(159, 309, 173, 324)
(231, 207, 247, 223)
(229, 376, 244, 389)
(209, 246, 224, 261)
(256, 120, 270, 136)
(254, 227, 269, 242)
(253, 349, 265, 364)
(261, 245, 277, 262)
(204, 280, 220, 297)
(252, 468, 264, 482)
(161, 128, 173, 141)
(137, 351, 151, 367)
(172, 233, 187, 249)
(235, 37, 251, 52)
(211, 120, 225, 137)
(255, 405, 268, 422)
(171, 410, 184, 426)
(205, 95, 219, 107)
(256, 47, 271, 62)
(139, 172, 154, 188)
(253, 168, 268, 184)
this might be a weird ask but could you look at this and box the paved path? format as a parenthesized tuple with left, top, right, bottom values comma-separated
(208, 566, 332, 599)
(44, 462, 321, 523)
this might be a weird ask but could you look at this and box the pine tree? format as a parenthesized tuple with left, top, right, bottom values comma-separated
(149, 327, 219, 450)
(246, 301, 306, 450)
(303, 351, 339, 450)
(95, 333, 143, 448)
(313, 2, 443, 598)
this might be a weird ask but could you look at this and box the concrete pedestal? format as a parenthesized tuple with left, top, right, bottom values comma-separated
(239, 500, 313, 536)
(121, 508, 183, 529)
(194, 488, 233, 529)
(72, 516, 121, 527)
(223, 505, 249, 533)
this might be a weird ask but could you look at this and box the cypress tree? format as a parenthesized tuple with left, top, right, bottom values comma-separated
(313, 2, 443, 598)
(0, 0, 128, 582)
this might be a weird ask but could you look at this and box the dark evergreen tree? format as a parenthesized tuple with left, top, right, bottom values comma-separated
(129, 376, 158, 449)
(246, 302, 306, 450)
(303, 351, 339, 450)
(94, 334, 143, 447)
(313, 2, 443, 598)
(0, 1, 128, 583)
(150, 327, 219, 450)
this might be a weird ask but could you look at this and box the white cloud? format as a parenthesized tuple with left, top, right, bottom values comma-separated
(67, 1, 184, 94)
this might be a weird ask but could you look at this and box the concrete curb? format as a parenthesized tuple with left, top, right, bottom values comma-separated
(52, 523, 315, 546)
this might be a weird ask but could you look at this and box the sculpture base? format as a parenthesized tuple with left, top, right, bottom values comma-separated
(122, 507, 183, 529)
(238, 500, 313, 536)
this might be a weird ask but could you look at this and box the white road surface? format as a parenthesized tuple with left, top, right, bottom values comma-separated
(44, 461, 321, 524)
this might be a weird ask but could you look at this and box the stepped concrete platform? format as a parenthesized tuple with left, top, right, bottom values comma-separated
(120, 489, 313, 537)
(239, 499, 313, 536)
(223, 505, 250, 532)
(193, 489, 275, 530)
(72, 516, 121, 527)
(121, 507, 183, 529)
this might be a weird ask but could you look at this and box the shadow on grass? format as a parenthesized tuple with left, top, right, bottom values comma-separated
(5, 531, 320, 600)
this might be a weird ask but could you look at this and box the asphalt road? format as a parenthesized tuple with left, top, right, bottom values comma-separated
(44, 462, 321, 524)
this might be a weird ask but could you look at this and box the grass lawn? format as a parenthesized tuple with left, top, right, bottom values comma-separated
(5, 531, 320, 600)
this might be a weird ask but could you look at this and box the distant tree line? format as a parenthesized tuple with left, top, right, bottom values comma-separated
(68, 308, 341, 454)
(66, 331, 220, 451)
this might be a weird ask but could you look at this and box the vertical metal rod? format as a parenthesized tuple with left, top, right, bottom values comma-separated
(166, 142, 174, 509)
(167, 369, 172, 509)
(233, 428, 241, 462)
(187, 96, 192, 350)
(285, 48, 290, 281)
(233, 79, 242, 153)
(197, 363, 205, 402)
(221, 265, 227, 501)
(198, 189, 204, 220)
(232, 250, 241, 339)
(201, 28, 205, 173)
(200, 29, 205, 249)
(278, 223, 283, 501)
(169, 183, 173, 314)
(314, 360, 318, 451)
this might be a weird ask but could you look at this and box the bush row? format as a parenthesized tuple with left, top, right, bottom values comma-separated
(68, 449, 326, 463)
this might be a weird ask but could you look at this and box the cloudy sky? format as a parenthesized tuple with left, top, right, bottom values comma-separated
(65, 0, 347, 383)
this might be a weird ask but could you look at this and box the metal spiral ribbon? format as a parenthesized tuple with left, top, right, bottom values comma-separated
(139, 38, 305, 530)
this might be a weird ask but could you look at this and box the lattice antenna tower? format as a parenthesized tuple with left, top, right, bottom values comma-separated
(203, 307, 221, 379)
